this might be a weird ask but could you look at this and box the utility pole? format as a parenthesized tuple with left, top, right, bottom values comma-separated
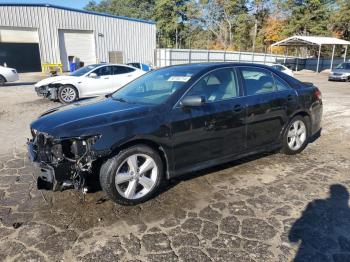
(252, 18, 258, 53)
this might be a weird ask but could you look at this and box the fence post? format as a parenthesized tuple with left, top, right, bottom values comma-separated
(238, 51, 241, 62)
(224, 50, 226, 62)
(263, 52, 267, 64)
(169, 49, 172, 66)
(189, 49, 192, 64)
(207, 49, 210, 62)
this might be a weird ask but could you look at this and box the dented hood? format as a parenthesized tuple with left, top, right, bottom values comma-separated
(34, 75, 78, 87)
(30, 97, 155, 138)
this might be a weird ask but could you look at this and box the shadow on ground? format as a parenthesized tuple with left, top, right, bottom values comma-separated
(2, 82, 36, 87)
(289, 184, 350, 262)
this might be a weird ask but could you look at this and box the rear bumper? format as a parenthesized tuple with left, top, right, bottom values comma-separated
(310, 101, 323, 136)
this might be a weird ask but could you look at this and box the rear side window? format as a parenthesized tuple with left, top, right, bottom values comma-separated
(94, 66, 112, 76)
(186, 68, 239, 102)
(113, 66, 135, 75)
(274, 74, 291, 91)
(240, 67, 275, 95)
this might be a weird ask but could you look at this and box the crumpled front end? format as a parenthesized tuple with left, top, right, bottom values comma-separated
(27, 129, 100, 191)
(35, 85, 59, 100)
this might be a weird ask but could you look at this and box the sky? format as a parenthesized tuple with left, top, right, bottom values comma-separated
(0, 0, 100, 10)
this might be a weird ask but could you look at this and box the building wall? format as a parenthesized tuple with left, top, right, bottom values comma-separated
(0, 5, 156, 66)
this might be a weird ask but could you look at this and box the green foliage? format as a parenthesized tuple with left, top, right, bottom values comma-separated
(85, 0, 155, 20)
(281, 0, 332, 36)
(84, 0, 350, 52)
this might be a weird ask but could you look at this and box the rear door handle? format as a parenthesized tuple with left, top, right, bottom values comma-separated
(233, 104, 243, 112)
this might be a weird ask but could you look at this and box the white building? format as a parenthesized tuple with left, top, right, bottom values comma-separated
(0, 3, 156, 72)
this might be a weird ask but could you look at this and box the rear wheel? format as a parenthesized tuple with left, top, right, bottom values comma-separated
(0, 75, 6, 86)
(100, 145, 163, 205)
(281, 116, 309, 155)
(58, 85, 78, 104)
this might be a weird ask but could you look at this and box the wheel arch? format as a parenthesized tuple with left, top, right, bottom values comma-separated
(291, 110, 312, 131)
(60, 83, 80, 98)
(0, 74, 7, 82)
(112, 139, 171, 180)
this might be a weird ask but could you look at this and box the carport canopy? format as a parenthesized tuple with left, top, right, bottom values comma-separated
(271, 36, 350, 72)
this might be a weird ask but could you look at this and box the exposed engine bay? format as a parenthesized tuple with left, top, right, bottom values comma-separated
(27, 129, 100, 192)
(35, 84, 60, 100)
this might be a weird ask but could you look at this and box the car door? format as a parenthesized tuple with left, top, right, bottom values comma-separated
(81, 65, 114, 96)
(170, 67, 246, 170)
(238, 66, 297, 149)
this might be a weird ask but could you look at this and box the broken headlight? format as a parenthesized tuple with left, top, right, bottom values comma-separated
(60, 135, 101, 160)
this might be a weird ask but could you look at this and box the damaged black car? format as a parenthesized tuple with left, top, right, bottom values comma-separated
(28, 63, 323, 205)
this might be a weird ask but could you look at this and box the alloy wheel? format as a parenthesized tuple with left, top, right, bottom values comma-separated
(60, 87, 76, 102)
(115, 154, 158, 200)
(287, 120, 307, 151)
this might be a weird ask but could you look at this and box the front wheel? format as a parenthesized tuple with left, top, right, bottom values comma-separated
(100, 145, 163, 205)
(58, 85, 78, 104)
(281, 116, 309, 155)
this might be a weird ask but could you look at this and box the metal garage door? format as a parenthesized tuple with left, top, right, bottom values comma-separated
(59, 30, 96, 71)
(0, 27, 41, 72)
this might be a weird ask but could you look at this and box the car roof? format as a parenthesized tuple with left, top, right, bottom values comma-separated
(162, 62, 276, 72)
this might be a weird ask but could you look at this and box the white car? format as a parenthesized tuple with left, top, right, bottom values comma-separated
(266, 63, 294, 77)
(0, 66, 19, 85)
(35, 64, 145, 103)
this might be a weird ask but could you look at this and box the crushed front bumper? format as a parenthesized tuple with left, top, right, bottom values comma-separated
(35, 85, 58, 100)
(27, 140, 59, 190)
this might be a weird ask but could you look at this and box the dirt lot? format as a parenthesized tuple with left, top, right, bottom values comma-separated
(0, 72, 349, 262)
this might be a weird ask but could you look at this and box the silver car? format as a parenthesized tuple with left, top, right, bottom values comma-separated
(329, 62, 350, 81)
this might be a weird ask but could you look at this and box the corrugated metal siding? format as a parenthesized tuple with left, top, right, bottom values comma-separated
(0, 5, 156, 66)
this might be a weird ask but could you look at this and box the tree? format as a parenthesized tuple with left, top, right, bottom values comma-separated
(85, 0, 155, 20)
(282, 0, 333, 36)
(331, 0, 350, 40)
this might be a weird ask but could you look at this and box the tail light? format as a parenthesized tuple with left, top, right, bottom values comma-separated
(314, 88, 322, 100)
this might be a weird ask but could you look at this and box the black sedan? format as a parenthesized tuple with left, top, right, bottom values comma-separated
(27, 63, 323, 205)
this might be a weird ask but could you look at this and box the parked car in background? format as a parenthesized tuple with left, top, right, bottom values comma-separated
(28, 63, 322, 205)
(126, 62, 152, 72)
(0, 65, 19, 86)
(328, 62, 350, 81)
(266, 63, 294, 77)
(34, 64, 145, 103)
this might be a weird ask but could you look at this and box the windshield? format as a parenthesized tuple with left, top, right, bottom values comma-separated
(127, 63, 140, 69)
(336, 63, 350, 70)
(111, 67, 201, 105)
(70, 64, 101, 76)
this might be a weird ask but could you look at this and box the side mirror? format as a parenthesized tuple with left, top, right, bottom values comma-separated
(89, 72, 98, 78)
(180, 96, 205, 107)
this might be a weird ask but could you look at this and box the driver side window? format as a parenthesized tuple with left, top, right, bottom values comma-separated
(186, 68, 239, 102)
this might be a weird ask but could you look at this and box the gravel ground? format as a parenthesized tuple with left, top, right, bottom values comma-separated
(0, 72, 349, 261)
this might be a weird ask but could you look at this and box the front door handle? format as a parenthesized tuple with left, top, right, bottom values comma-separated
(233, 104, 243, 112)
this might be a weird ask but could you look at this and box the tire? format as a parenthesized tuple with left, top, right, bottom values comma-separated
(58, 85, 78, 104)
(100, 145, 164, 205)
(281, 116, 309, 155)
(0, 75, 6, 86)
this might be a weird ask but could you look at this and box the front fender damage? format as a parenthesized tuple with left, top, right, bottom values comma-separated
(28, 131, 101, 192)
